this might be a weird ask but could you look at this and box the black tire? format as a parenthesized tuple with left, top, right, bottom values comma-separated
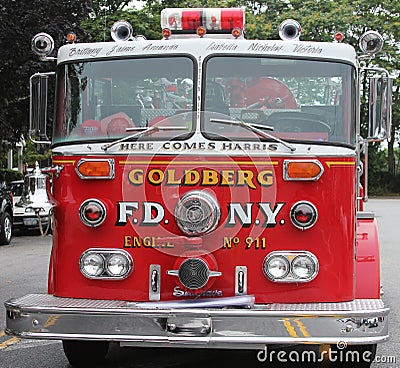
(62, 340, 109, 367)
(0, 212, 12, 245)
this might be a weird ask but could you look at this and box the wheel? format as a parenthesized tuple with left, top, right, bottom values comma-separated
(0, 212, 12, 245)
(62, 340, 109, 367)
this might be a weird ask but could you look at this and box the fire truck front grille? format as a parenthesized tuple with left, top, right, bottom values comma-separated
(178, 258, 209, 289)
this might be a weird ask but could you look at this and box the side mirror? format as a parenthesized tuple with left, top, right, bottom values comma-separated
(29, 73, 52, 145)
(368, 75, 393, 141)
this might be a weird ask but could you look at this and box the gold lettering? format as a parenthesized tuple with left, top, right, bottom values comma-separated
(202, 170, 219, 185)
(237, 170, 256, 189)
(124, 235, 132, 248)
(220, 170, 235, 185)
(223, 237, 233, 249)
(183, 170, 200, 185)
(148, 169, 164, 185)
(143, 237, 152, 247)
(133, 236, 141, 248)
(166, 169, 181, 185)
(128, 169, 144, 185)
(257, 170, 274, 186)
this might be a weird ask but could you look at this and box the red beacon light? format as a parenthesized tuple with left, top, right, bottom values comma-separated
(334, 31, 345, 43)
(66, 32, 76, 44)
(162, 28, 172, 40)
(196, 26, 207, 38)
(160, 8, 245, 38)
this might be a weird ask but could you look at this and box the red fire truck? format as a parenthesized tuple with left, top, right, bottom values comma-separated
(5, 8, 392, 367)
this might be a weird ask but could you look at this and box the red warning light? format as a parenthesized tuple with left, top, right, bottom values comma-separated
(334, 31, 345, 43)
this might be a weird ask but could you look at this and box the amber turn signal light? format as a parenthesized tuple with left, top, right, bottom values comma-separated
(76, 159, 115, 179)
(283, 160, 323, 181)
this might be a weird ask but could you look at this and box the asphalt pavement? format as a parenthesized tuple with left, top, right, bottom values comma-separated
(0, 198, 398, 367)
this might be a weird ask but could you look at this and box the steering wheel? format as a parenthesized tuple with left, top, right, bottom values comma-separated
(267, 112, 333, 134)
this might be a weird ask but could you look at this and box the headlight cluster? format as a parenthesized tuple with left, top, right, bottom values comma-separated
(263, 251, 318, 283)
(79, 249, 133, 279)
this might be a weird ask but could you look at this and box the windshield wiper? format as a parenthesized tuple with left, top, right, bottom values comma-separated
(209, 118, 296, 152)
(101, 125, 187, 151)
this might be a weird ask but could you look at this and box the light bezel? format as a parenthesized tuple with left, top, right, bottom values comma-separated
(111, 20, 134, 41)
(79, 199, 107, 227)
(175, 190, 220, 236)
(290, 201, 318, 230)
(291, 254, 318, 280)
(80, 252, 105, 279)
(31, 33, 55, 59)
(279, 19, 301, 41)
(263, 255, 290, 281)
(76, 158, 115, 179)
(80, 249, 133, 280)
(263, 251, 319, 283)
(359, 30, 384, 56)
(283, 160, 324, 181)
(105, 253, 133, 278)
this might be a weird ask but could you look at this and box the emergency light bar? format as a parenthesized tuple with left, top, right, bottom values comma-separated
(161, 8, 245, 38)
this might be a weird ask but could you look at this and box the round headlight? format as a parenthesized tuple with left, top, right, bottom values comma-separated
(290, 201, 317, 230)
(79, 199, 106, 227)
(175, 191, 220, 236)
(31, 33, 55, 58)
(359, 30, 384, 55)
(106, 253, 131, 277)
(264, 255, 290, 280)
(80, 253, 104, 278)
(292, 255, 318, 280)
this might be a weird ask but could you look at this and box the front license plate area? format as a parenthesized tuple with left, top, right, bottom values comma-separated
(23, 218, 38, 226)
(166, 315, 212, 340)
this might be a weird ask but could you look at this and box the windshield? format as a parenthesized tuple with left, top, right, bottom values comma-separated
(202, 56, 356, 146)
(54, 56, 195, 144)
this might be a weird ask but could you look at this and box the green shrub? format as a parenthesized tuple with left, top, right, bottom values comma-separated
(0, 169, 24, 183)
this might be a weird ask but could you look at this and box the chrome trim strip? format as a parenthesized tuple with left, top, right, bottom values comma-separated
(75, 158, 115, 179)
(5, 295, 389, 347)
(149, 264, 161, 301)
(283, 159, 324, 181)
(235, 266, 247, 295)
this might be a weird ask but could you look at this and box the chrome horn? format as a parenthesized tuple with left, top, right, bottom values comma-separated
(111, 20, 133, 41)
(279, 19, 301, 41)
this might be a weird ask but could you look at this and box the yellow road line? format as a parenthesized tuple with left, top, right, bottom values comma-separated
(293, 318, 311, 337)
(282, 318, 299, 338)
(0, 337, 20, 350)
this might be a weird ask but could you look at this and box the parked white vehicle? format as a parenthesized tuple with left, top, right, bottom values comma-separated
(13, 163, 52, 234)
(9, 180, 24, 207)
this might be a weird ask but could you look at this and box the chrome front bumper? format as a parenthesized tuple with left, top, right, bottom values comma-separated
(5, 294, 389, 349)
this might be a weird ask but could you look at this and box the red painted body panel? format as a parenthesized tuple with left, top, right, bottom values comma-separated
(50, 154, 357, 303)
(355, 217, 380, 298)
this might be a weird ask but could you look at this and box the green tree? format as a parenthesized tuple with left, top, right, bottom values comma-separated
(242, 0, 400, 192)
(0, 0, 91, 149)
